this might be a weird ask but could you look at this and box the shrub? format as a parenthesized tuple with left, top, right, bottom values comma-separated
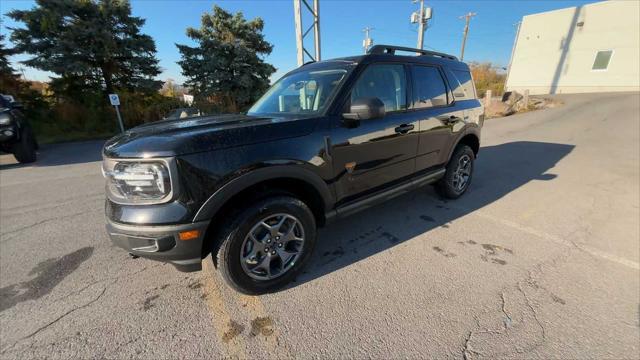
(469, 62, 506, 98)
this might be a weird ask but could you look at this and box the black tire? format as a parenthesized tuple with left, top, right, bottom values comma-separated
(436, 144, 475, 199)
(12, 127, 37, 163)
(215, 196, 317, 295)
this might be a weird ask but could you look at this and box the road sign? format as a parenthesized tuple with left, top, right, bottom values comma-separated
(108, 93, 120, 106)
(108, 94, 124, 133)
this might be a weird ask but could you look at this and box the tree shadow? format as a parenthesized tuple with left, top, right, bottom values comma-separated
(0, 140, 104, 170)
(292, 141, 574, 288)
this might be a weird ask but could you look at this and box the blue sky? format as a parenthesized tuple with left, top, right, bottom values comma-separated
(1, 0, 597, 84)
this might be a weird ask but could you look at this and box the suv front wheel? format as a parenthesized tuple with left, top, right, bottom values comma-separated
(215, 196, 317, 294)
(437, 144, 475, 199)
(12, 127, 37, 164)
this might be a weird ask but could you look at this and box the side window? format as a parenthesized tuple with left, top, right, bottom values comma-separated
(351, 64, 407, 112)
(449, 69, 476, 100)
(412, 66, 449, 109)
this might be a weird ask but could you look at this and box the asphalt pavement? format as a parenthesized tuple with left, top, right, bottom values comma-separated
(1, 92, 638, 359)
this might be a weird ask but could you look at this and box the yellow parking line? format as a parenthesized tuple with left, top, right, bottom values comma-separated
(201, 260, 247, 359)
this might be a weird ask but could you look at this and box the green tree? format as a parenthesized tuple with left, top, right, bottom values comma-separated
(0, 34, 26, 95)
(7, 0, 161, 96)
(177, 5, 275, 112)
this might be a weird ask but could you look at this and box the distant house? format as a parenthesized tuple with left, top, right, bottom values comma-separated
(505, 0, 640, 95)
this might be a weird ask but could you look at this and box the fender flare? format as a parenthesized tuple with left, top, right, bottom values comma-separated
(446, 125, 481, 161)
(192, 165, 334, 223)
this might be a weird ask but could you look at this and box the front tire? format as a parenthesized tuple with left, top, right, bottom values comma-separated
(12, 127, 37, 163)
(215, 196, 317, 295)
(436, 144, 474, 199)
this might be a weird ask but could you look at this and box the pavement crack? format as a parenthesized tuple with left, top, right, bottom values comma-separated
(0, 210, 89, 243)
(462, 330, 484, 360)
(517, 281, 546, 342)
(500, 291, 513, 329)
(1, 286, 108, 354)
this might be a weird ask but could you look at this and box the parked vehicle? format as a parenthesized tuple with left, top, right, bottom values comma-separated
(103, 45, 484, 294)
(163, 107, 202, 120)
(0, 94, 38, 163)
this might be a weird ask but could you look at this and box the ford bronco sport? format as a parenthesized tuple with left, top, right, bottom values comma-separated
(103, 45, 483, 294)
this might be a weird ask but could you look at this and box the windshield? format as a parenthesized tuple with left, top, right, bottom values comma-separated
(248, 65, 351, 116)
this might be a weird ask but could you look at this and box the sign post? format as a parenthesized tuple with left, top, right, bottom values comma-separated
(108, 93, 125, 133)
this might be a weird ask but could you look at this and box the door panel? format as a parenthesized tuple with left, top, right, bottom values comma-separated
(410, 65, 462, 171)
(330, 63, 418, 204)
(331, 113, 419, 202)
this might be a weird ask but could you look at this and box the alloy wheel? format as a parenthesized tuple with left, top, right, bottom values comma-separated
(240, 213, 305, 281)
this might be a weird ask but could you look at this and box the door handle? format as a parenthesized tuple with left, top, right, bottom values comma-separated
(395, 124, 415, 134)
(437, 115, 462, 125)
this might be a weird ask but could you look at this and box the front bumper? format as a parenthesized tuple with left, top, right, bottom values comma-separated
(106, 219, 209, 272)
(0, 124, 17, 143)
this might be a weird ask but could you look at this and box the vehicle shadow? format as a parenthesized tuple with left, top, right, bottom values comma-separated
(0, 140, 105, 170)
(291, 141, 574, 288)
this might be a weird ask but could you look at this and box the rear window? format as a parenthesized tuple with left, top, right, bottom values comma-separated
(411, 66, 449, 109)
(447, 69, 476, 100)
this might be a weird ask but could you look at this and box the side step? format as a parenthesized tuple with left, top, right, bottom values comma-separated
(335, 168, 445, 219)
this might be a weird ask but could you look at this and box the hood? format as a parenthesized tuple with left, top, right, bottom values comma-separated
(103, 114, 318, 158)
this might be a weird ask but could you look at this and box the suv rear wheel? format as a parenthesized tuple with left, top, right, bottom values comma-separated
(12, 127, 37, 163)
(436, 144, 474, 199)
(215, 195, 317, 294)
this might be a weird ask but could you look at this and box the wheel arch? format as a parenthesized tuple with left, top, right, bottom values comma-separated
(194, 165, 333, 257)
(449, 130, 480, 161)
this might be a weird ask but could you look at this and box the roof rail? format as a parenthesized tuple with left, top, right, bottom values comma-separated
(367, 44, 458, 61)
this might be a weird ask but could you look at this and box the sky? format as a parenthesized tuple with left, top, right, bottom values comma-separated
(1, 0, 598, 84)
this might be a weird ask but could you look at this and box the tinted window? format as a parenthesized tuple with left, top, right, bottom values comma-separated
(592, 50, 613, 70)
(448, 69, 476, 100)
(351, 64, 407, 112)
(412, 66, 448, 108)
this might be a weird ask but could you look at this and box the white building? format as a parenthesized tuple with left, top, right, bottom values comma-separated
(505, 0, 640, 95)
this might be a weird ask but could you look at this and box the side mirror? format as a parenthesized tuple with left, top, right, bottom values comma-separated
(342, 97, 386, 123)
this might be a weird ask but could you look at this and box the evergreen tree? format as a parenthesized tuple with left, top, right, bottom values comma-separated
(7, 0, 161, 95)
(177, 5, 275, 112)
(0, 34, 24, 94)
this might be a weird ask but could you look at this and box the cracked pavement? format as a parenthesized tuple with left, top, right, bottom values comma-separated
(0, 92, 639, 358)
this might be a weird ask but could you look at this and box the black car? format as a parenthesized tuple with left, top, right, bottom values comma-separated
(103, 45, 484, 294)
(0, 95, 38, 163)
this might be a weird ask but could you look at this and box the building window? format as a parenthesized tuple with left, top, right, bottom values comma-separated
(592, 50, 613, 71)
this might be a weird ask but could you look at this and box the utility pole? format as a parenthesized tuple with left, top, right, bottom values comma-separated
(411, 0, 432, 52)
(459, 12, 476, 61)
(362, 26, 374, 53)
(293, 0, 321, 66)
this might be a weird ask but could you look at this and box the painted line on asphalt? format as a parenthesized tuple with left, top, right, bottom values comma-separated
(473, 210, 640, 270)
(201, 260, 248, 359)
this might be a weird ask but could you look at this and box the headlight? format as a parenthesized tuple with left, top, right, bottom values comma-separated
(103, 159, 175, 204)
(0, 113, 11, 125)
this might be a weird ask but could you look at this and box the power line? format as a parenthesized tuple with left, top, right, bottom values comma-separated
(459, 12, 477, 61)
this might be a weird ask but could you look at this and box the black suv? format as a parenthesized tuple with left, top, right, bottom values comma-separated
(103, 45, 483, 294)
(0, 95, 38, 163)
